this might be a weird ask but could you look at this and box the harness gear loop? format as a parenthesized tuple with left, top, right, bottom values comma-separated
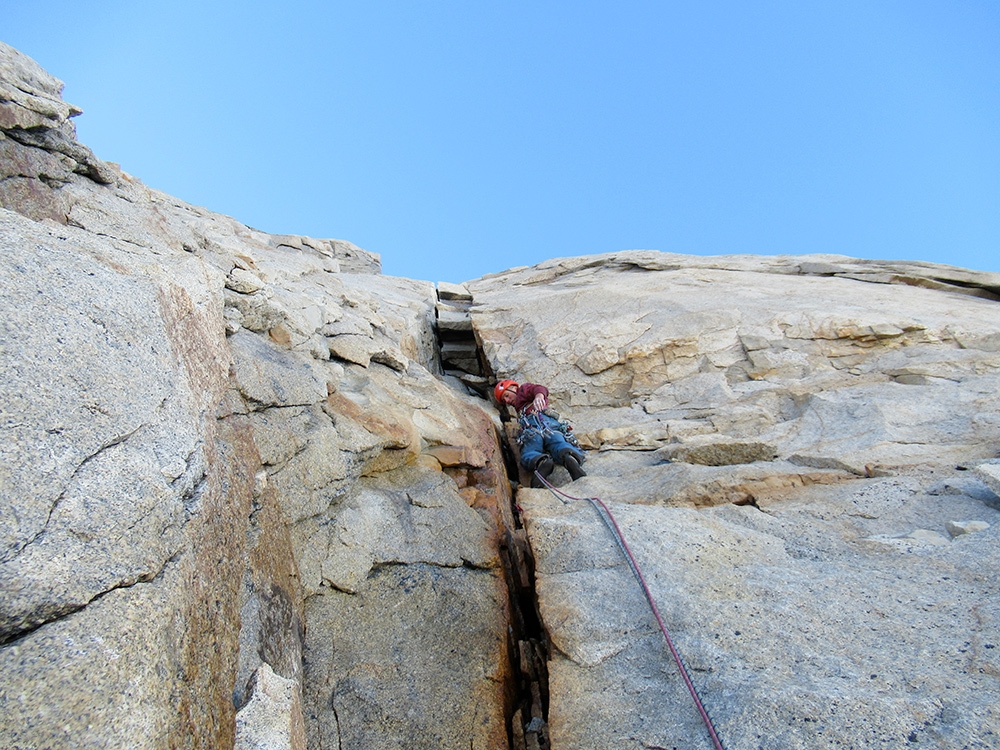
(532, 470, 727, 750)
(517, 411, 582, 451)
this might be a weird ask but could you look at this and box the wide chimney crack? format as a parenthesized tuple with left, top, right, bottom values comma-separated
(432, 283, 552, 750)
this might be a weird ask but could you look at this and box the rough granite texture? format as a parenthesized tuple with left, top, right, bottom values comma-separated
(468, 256, 1000, 749)
(1, 42, 512, 750)
(2, 41, 999, 750)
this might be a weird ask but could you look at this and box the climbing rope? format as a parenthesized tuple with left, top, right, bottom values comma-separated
(533, 471, 727, 750)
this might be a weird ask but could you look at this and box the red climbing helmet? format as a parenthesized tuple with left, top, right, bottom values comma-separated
(494, 379, 518, 402)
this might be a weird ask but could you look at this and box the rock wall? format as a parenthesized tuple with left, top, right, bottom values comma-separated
(1, 42, 514, 750)
(2, 41, 999, 750)
(469, 255, 1000, 748)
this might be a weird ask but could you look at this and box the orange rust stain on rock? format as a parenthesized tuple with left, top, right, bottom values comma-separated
(156, 282, 229, 408)
(172, 414, 256, 748)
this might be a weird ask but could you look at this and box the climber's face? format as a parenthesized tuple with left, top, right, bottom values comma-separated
(501, 385, 518, 404)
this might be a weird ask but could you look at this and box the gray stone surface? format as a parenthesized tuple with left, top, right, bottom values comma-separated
(5, 40, 1000, 750)
(304, 466, 498, 594)
(235, 663, 307, 750)
(0, 576, 183, 749)
(0, 214, 200, 640)
(1, 43, 512, 749)
(521, 480, 1000, 749)
(470, 252, 1000, 748)
(0, 202, 247, 750)
(303, 563, 510, 750)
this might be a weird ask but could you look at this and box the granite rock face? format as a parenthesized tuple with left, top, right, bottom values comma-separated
(469, 253, 1000, 472)
(3, 41, 1000, 750)
(1, 43, 512, 750)
(469, 255, 1000, 749)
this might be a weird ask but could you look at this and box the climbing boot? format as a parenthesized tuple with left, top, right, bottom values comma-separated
(529, 455, 555, 488)
(561, 452, 587, 481)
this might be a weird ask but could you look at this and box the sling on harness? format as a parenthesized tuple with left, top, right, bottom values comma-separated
(516, 410, 582, 451)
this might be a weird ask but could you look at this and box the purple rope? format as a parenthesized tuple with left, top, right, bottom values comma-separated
(533, 472, 726, 750)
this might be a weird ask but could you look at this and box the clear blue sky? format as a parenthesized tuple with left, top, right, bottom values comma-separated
(5, 1, 999, 282)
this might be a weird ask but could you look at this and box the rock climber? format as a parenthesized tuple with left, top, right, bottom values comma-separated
(494, 379, 586, 487)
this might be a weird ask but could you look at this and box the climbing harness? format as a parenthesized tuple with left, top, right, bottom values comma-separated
(533, 471, 726, 750)
(516, 411, 581, 450)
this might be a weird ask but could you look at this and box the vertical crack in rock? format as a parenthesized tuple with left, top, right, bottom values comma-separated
(433, 283, 551, 750)
(329, 686, 344, 750)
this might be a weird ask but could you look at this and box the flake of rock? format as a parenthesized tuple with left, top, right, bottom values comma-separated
(945, 520, 990, 537)
(369, 344, 408, 372)
(904, 528, 951, 545)
(328, 334, 374, 367)
(661, 439, 778, 466)
(436, 308, 473, 333)
(227, 267, 266, 294)
(436, 280, 472, 301)
(975, 462, 1000, 498)
(234, 663, 306, 750)
(424, 444, 487, 468)
(224, 288, 287, 332)
(576, 344, 622, 375)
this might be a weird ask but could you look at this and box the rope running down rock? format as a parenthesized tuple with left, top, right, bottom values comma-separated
(532, 470, 727, 750)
